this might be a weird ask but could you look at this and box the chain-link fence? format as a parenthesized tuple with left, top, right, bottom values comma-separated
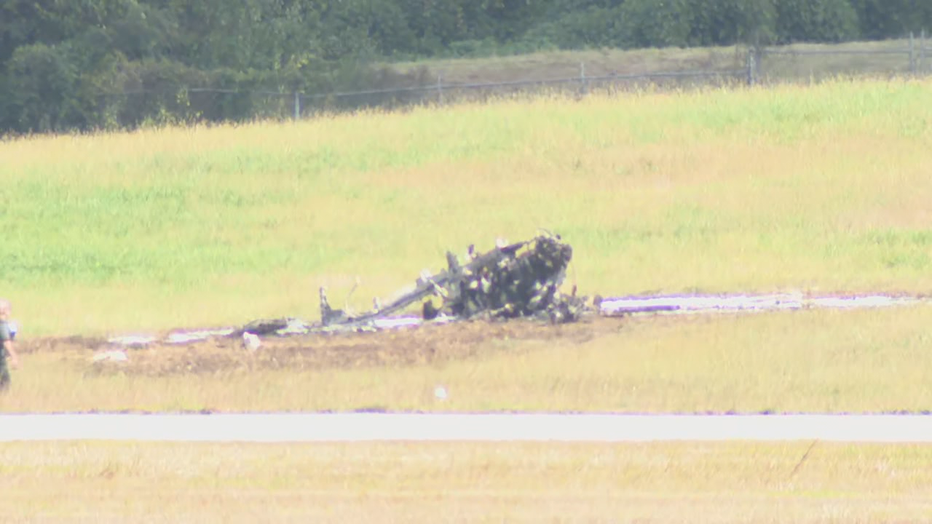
(749, 32, 931, 85)
(90, 34, 932, 124)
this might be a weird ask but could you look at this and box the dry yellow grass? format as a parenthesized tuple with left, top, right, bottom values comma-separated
(5, 306, 932, 413)
(3, 441, 932, 523)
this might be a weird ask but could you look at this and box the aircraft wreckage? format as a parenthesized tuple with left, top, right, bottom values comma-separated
(102, 232, 930, 350)
(236, 232, 593, 338)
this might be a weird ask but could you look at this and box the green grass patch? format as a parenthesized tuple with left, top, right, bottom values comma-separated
(2, 78, 932, 335)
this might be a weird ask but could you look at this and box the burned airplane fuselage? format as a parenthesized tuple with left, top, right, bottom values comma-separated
(322, 232, 587, 327)
(436, 233, 575, 320)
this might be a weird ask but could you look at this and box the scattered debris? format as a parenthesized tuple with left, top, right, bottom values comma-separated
(92, 350, 128, 363)
(434, 385, 449, 401)
(320, 287, 349, 326)
(209, 232, 591, 341)
(106, 334, 156, 347)
(97, 232, 932, 349)
(242, 332, 262, 352)
(167, 328, 235, 345)
(236, 318, 310, 337)
(372, 316, 427, 330)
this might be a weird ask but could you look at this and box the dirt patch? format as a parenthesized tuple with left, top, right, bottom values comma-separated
(19, 290, 925, 378)
(20, 335, 111, 354)
(21, 316, 627, 377)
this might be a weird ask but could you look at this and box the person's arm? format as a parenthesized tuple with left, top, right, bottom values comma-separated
(4, 340, 18, 369)
(0, 324, 16, 369)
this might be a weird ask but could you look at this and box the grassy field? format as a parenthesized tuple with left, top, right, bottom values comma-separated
(3, 441, 932, 522)
(2, 77, 932, 336)
(4, 67, 932, 524)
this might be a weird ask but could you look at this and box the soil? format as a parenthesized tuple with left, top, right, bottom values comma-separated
(17, 316, 629, 377)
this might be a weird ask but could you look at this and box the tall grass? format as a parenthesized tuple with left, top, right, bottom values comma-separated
(2, 78, 932, 335)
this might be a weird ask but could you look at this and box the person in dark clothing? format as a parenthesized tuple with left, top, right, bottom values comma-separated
(0, 299, 20, 391)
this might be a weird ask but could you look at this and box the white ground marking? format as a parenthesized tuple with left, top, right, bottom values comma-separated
(2, 414, 932, 443)
(599, 293, 925, 316)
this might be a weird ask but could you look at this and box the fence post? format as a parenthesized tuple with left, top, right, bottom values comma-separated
(922, 29, 927, 74)
(437, 74, 444, 104)
(293, 91, 300, 120)
(909, 32, 916, 74)
(746, 47, 757, 86)
(580, 62, 588, 96)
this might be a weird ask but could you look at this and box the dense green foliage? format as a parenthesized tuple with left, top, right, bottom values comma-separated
(1, 0, 929, 134)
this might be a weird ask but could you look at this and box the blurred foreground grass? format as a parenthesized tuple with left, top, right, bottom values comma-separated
(3, 441, 931, 523)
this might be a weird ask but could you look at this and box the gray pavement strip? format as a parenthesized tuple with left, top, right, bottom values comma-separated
(3, 413, 932, 443)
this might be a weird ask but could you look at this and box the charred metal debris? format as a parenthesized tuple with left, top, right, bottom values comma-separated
(237, 232, 593, 338)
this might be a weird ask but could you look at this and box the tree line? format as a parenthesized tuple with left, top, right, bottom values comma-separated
(1, 0, 930, 134)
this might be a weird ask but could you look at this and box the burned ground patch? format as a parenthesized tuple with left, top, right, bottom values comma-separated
(24, 316, 625, 377)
